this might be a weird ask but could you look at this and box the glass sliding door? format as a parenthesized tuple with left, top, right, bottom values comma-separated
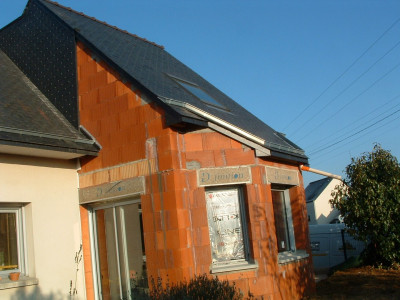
(93, 201, 147, 300)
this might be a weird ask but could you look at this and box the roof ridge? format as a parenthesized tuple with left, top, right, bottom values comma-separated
(40, 0, 165, 50)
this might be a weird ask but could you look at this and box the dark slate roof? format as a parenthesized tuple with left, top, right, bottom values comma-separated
(305, 177, 333, 203)
(36, 0, 307, 163)
(0, 49, 99, 156)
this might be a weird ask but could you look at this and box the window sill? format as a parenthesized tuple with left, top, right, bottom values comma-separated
(0, 276, 39, 290)
(210, 260, 258, 274)
(278, 250, 309, 265)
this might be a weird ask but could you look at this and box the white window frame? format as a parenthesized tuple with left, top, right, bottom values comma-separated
(205, 186, 257, 273)
(0, 205, 27, 276)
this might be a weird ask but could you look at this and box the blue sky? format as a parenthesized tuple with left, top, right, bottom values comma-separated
(1, 0, 400, 186)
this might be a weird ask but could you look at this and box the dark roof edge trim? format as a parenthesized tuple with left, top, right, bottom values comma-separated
(159, 97, 266, 145)
(0, 139, 98, 157)
(80, 125, 102, 150)
(0, 126, 95, 145)
(269, 149, 309, 165)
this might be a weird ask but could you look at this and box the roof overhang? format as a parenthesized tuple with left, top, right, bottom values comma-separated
(0, 143, 85, 159)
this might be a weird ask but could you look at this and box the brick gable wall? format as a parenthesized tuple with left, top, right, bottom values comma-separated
(76, 42, 315, 299)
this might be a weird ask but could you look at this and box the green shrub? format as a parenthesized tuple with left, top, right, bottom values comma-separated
(132, 273, 252, 300)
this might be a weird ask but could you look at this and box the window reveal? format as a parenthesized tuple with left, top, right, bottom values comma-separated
(271, 189, 295, 253)
(205, 187, 246, 263)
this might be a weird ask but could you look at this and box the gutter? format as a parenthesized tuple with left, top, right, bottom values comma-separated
(300, 165, 342, 180)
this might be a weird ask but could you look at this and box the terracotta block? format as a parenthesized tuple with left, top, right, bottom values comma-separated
(194, 245, 211, 267)
(213, 150, 226, 167)
(162, 190, 185, 210)
(95, 61, 106, 73)
(156, 250, 166, 269)
(165, 228, 186, 249)
(163, 171, 187, 193)
(102, 146, 122, 167)
(183, 133, 203, 152)
(142, 212, 155, 234)
(147, 117, 171, 138)
(157, 133, 178, 152)
(79, 155, 103, 173)
(249, 203, 267, 222)
(248, 275, 274, 297)
(180, 266, 194, 281)
(100, 115, 120, 135)
(158, 150, 181, 171)
(81, 88, 99, 109)
(190, 188, 206, 208)
(156, 231, 165, 250)
(108, 166, 121, 182)
(115, 80, 131, 96)
(121, 142, 146, 163)
(98, 82, 116, 102)
(185, 150, 215, 168)
(234, 279, 250, 296)
(190, 207, 208, 227)
(89, 104, 103, 122)
(114, 94, 130, 113)
(127, 93, 139, 110)
(224, 148, 255, 166)
(119, 109, 138, 129)
(76, 48, 89, 64)
(78, 78, 91, 95)
(143, 103, 161, 121)
(106, 71, 118, 84)
(172, 247, 194, 268)
(79, 174, 93, 189)
(165, 209, 190, 230)
(231, 139, 243, 149)
(92, 169, 109, 186)
(193, 226, 210, 247)
(89, 70, 108, 90)
(80, 61, 98, 79)
(184, 171, 198, 190)
(202, 132, 232, 150)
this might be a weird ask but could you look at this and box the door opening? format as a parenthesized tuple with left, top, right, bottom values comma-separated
(92, 201, 147, 300)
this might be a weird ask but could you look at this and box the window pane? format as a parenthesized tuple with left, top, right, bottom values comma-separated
(96, 208, 121, 300)
(177, 81, 225, 108)
(272, 191, 290, 252)
(206, 188, 245, 263)
(0, 213, 19, 271)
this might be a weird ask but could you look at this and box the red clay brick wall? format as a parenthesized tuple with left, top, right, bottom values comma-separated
(76, 41, 314, 299)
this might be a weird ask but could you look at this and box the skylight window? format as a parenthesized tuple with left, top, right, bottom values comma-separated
(172, 77, 226, 109)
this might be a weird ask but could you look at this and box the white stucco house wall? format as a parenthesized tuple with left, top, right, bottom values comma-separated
(306, 177, 342, 225)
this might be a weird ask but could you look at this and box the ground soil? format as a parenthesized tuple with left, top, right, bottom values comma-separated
(309, 266, 400, 300)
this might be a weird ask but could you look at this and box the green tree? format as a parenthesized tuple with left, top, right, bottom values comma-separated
(330, 144, 400, 266)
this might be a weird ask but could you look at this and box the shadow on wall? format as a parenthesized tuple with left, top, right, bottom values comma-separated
(10, 286, 65, 300)
(250, 187, 315, 299)
(316, 209, 340, 225)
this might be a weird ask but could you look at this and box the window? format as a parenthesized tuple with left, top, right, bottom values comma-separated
(271, 189, 295, 253)
(205, 186, 255, 272)
(91, 200, 147, 300)
(169, 75, 226, 109)
(0, 206, 25, 275)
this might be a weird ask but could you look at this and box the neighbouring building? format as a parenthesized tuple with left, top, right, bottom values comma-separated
(306, 177, 341, 225)
(0, 0, 316, 299)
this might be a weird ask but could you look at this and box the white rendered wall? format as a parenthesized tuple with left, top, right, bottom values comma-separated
(0, 154, 85, 300)
(313, 179, 341, 224)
